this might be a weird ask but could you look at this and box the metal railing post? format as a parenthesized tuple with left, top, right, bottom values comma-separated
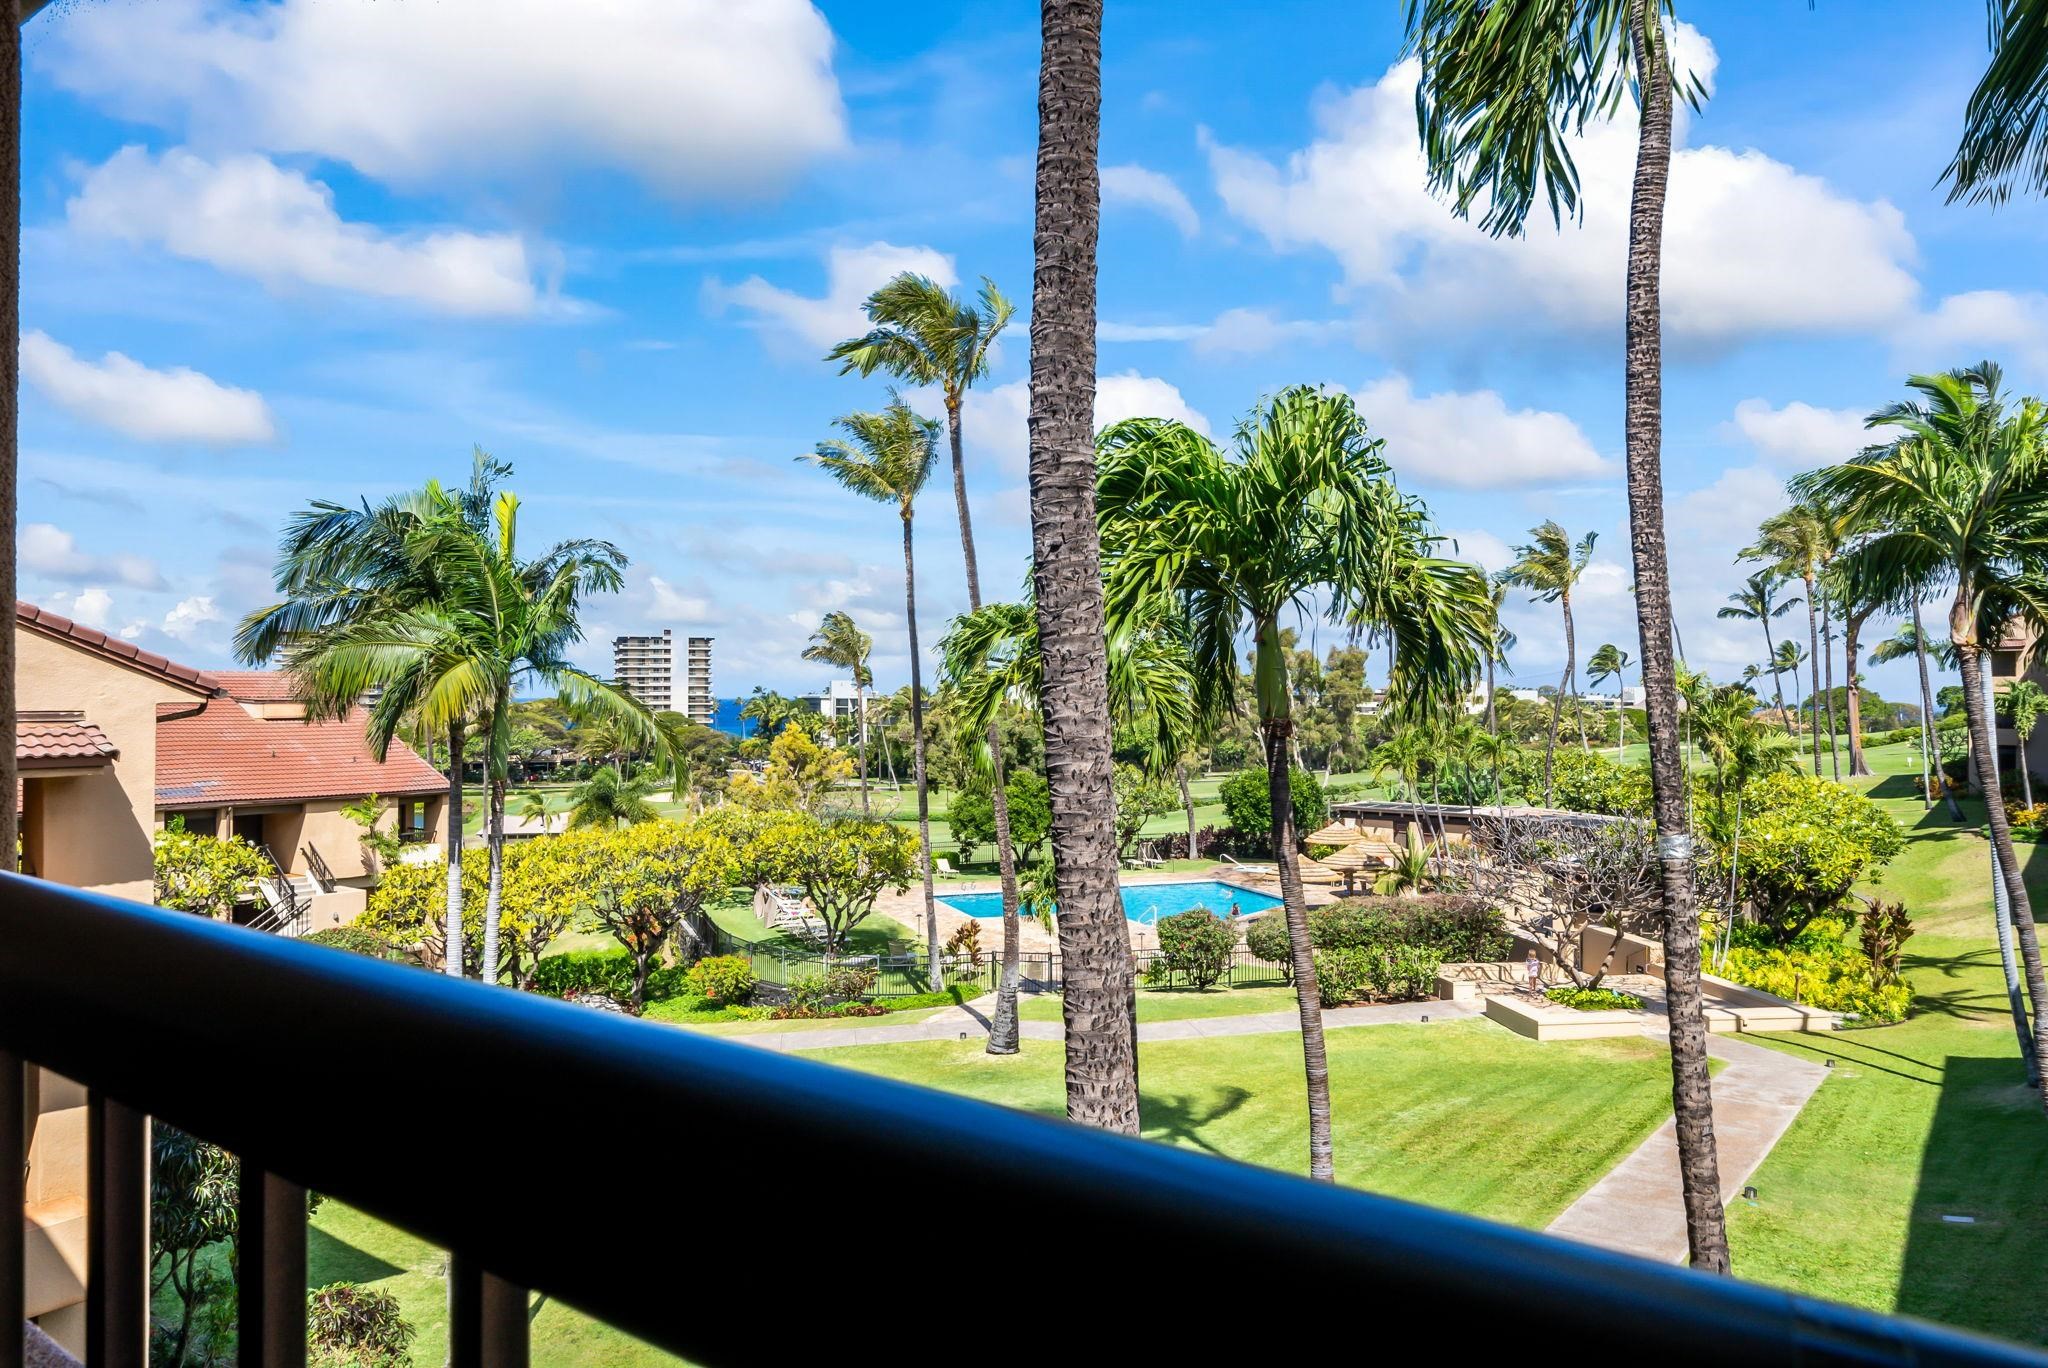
(0, 1052, 23, 1368)
(86, 1093, 147, 1366)
(239, 1168, 306, 1368)
(449, 1256, 527, 1368)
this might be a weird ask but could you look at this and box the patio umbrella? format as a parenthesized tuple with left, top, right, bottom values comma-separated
(1307, 821, 1361, 845)
(1310, 840, 1387, 894)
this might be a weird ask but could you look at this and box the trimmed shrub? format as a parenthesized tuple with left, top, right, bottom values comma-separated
(302, 927, 409, 962)
(1154, 906, 1237, 989)
(532, 949, 636, 1000)
(1312, 947, 1373, 1007)
(1307, 895, 1510, 963)
(683, 954, 757, 1004)
(822, 963, 879, 1000)
(1217, 767, 1329, 851)
(1243, 909, 1293, 970)
(308, 1282, 415, 1367)
(1718, 917, 1912, 1025)
(1384, 943, 1444, 1001)
(1546, 985, 1644, 1012)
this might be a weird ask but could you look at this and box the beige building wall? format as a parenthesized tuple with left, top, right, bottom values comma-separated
(17, 628, 209, 903)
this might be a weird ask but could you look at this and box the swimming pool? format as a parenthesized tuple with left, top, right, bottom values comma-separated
(939, 879, 1281, 926)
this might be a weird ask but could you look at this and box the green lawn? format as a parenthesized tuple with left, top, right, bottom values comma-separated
(1018, 983, 1303, 1023)
(819, 1019, 1677, 1227)
(1727, 738, 2048, 1344)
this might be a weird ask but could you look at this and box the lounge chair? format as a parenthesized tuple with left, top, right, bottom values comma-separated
(1220, 853, 1279, 878)
(934, 856, 957, 877)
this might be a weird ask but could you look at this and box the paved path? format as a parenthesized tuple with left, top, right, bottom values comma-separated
(713, 993, 1478, 1053)
(1544, 1031, 1827, 1263)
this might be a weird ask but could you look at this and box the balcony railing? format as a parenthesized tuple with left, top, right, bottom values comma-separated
(1, 871, 2043, 1367)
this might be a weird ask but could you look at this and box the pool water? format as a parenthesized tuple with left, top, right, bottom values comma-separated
(938, 879, 1281, 926)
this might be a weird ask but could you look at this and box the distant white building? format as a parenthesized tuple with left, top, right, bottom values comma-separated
(802, 678, 865, 722)
(611, 629, 716, 725)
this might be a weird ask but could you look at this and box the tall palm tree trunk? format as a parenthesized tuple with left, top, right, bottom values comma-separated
(1542, 605, 1564, 804)
(1622, 1, 1728, 1273)
(1178, 761, 1199, 859)
(1762, 616, 1792, 738)
(1821, 598, 1841, 780)
(1259, 626, 1332, 1181)
(1913, 603, 1965, 821)
(1027, 0, 1138, 1133)
(1844, 608, 1871, 777)
(1957, 627, 2048, 1108)
(900, 515, 943, 992)
(482, 774, 505, 983)
(1802, 573, 1823, 775)
(443, 724, 466, 977)
(857, 684, 871, 817)
(945, 400, 982, 611)
(1484, 650, 1497, 736)
(1566, 596, 1589, 754)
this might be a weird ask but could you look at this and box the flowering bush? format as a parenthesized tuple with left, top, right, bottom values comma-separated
(683, 954, 757, 1004)
(1718, 918, 1912, 1025)
(1546, 985, 1643, 1012)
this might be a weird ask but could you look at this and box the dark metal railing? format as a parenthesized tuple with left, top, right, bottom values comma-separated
(0, 872, 2042, 1367)
(300, 844, 336, 894)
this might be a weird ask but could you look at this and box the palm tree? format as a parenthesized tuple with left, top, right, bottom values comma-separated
(802, 399, 946, 990)
(238, 452, 511, 980)
(565, 766, 661, 829)
(1588, 643, 1633, 754)
(1745, 506, 1832, 777)
(1795, 363, 2048, 1107)
(802, 611, 874, 816)
(2007, 679, 2048, 810)
(1097, 386, 1489, 1182)
(1022, 0, 1137, 1134)
(1482, 578, 1516, 736)
(1872, 613, 1965, 818)
(830, 270, 1029, 1055)
(1945, 1, 2048, 205)
(1501, 522, 1595, 798)
(516, 790, 555, 835)
(286, 488, 665, 985)
(1718, 572, 1800, 738)
(1407, 0, 1730, 1272)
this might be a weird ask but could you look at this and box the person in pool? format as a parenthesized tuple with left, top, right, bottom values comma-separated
(1228, 899, 1241, 918)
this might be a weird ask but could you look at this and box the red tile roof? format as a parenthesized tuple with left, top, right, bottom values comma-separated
(156, 696, 446, 807)
(18, 716, 117, 768)
(17, 601, 219, 694)
(210, 670, 303, 702)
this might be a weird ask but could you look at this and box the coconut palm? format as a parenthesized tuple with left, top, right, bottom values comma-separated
(1588, 643, 1633, 753)
(1368, 725, 1430, 803)
(1097, 386, 1489, 1181)
(1873, 612, 1965, 818)
(1745, 507, 1834, 777)
(1718, 572, 1800, 739)
(830, 272, 1029, 1053)
(238, 453, 512, 980)
(1795, 363, 2048, 1106)
(1407, 0, 1730, 1271)
(516, 790, 555, 835)
(286, 490, 664, 985)
(1871, 619, 1961, 670)
(1501, 522, 1596, 794)
(1481, 578, 1516, 736)
(1021, 0, 1136, 1133)
(802, 611, 874, 816)
(801, 399, 946, 990)
(1946, 1, 2048, 205)
(565, 767, 661, 829)
(2008, 679, 2048, 809)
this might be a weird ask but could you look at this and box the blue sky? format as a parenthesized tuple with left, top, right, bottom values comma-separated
(15, 0, 2048, 708)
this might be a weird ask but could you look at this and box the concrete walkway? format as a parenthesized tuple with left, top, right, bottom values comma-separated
(716, 993, 1479, 1053)
(1545, 1031, 1828, 1263)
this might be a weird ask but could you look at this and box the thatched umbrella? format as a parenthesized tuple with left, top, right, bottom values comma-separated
(1313, 840, 1388, 895)
(1307, 821, 1361, 845)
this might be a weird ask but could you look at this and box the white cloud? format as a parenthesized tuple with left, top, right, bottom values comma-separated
(20, 330, 275, 444)
(1727, 398, 1871, 468)
(927, 373, 1212, 483)
(1353, 375, 1613, 490)
(646, 575, 712, 621)
(1193, 308, 1345, 358)
(1911, 290, 2048, 373)
(68, 147, 551, 318)
(1439, 527, 1512, 574)
(39, 0, 846, 201)
(707, 242, 955, 351)
(20, 523, 163, 590)
(161, 595, 221, 642)
(45, 587, 114, 630)
(1204, 31, 1919, 345)
(1102, 164, 1199, 237)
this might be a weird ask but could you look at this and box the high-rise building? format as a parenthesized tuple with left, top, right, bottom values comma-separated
(611, 629, 715, 726)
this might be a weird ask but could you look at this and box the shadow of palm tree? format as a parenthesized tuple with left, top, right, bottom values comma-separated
(1140, 1085, 1254, 1155)
(308, 1224, 404, 1285)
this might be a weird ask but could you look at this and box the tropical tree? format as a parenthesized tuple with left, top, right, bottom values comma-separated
(1502, 521, 1597, 791)
(1588, 643, 1633, 753)
(1482, 578, 1516, 736)
(1795, 362, 2048, 1106)
(1021, 0, 1137, 1134)
(831, 271, 1029, 1054)
(1096, 386, 1488, 1181)
(801, 399, 946, 988)
(566, 766, 661, 829)
(1745, 506, 1833, 777)
(2007, 679, 2048, 809)
(515, 790, 555, 835)
(1945, 0, 2048, 205)
(283, 487, 664, 986)
(1873, 612, 1964, 818)
(1406, 0, 1731, 1271)
(802, 610, 875, 815)
(237, 453, 511, 980)
(1718, 571, 1800, 738)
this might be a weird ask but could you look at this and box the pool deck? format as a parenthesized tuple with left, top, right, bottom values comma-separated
(878, 864, 1337, 954)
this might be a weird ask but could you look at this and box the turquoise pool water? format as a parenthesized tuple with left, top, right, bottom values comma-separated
(939, 879, 1280, 926)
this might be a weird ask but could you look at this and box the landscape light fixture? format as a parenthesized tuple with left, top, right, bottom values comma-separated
(1741, 1186, 1759, 1202)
